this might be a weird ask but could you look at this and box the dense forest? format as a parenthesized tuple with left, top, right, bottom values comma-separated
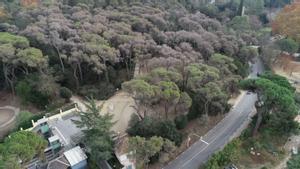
(0, 0, 265, 110)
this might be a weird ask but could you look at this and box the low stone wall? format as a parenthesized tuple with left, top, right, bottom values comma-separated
(26, 106, 79, 131)
(0, 106, 19, 139)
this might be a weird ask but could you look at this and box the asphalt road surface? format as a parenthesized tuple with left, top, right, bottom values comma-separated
(163, 57, 264, 169)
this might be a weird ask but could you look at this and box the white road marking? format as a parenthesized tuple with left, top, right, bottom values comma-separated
(164, 96, 257, 169)
(200, 138, 209, 145)
(181, 110, 244, 168)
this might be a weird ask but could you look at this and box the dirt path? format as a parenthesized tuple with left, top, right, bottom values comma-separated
(71, 95, 87, 111)
(274, 155, 289, 169)
(0, 108, 15, 126)
(98, 92, 136, 134)
(71, 92, 136, 134)
(272, 135, 300, 169)
(0, 106, 19, 139)
(273, 67, 300, 91)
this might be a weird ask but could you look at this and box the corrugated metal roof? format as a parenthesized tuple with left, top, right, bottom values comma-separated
(63, 146, 87, 166)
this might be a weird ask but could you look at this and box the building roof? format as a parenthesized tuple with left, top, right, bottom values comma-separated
(48, 135, 59, 143)
(41, 124, 50, 134)
(48, 114, 83, 148)
(64, 146, 87, 166)
(47, 155, 70, 169)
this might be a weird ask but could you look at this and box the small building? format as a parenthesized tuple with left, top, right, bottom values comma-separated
(48, 135, 62, 153)
(47, 146, 87, 169)
(36, 118, 51, 138)
(64, 146, 88, 169)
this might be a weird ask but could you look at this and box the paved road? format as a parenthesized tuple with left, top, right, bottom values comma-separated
(163, 57, 264, 169)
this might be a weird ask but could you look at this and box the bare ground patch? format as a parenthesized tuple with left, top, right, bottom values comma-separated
(0, 107, 19, 139)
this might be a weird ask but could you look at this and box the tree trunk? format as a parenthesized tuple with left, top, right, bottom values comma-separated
(125, 59, 130, 79)
(253, 110, 263, 137)
(132, 100, 144, 120)
(3, 64, 9, 87)
(164, 103, 169, 119)
(72, 65, 79, 90)
(204, 100, 209, 121)
(105, 69, 110, 83)
(78, 62, 83, 81)
(3, 65, 15, 96)
(53, 45, 65, 73)
(24, 67, 29, 75)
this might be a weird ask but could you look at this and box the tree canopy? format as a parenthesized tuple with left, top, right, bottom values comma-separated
(240, 72, 298, 134)
(0, 131, 47, 169)
(273, 3, 300, 42)
(73, 98, 115, 161)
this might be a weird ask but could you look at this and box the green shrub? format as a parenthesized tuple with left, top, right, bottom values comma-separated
(204, 139, 241, 169)
(287, 154, 300, 169)
(157, 120, 182, 146)
(127, 116, 183, 146)
(79, 82, 115, 100)
(15, 79, 50, 109)
(228, 16, 250, 31)
(276, 38, 299, 53)
(294, 93, 300, 104)
(174, 115, 188, 130)
(199, 4, 219, 17)
(15, 81, 31, 104)
(15, 112, 44, 130)
(59, 87, 72, 102)
(15, 111, 33, 130)
(234, 59, 249, 77)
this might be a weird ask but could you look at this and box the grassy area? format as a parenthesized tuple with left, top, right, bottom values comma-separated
(237, 127, 288, 169)
(203, 121, 289, 169)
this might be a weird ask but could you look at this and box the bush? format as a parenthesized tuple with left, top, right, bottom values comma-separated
(15, 81, 31, 104)
(294, 93, 300, 104)
(79, 82, 115, 100)
(127, 116, 158, 138)
(127, 116, 183, 146)
(15, 111, 33, 130)
(287, 153, 300, 169)
(157, 120, 182, 146)
(238, 46, 258, 63)
(228, 16, 250, 31)
(15, 80, 49, 109)
(234, 59, 249, 77)
(199, 4, 219, 17)
(204, 139, 241, 169)
(15, 112, 44, 130)
(276, 38, 299, 53)
(59, 87, 72, 102)
(174, 115, 188, 130)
